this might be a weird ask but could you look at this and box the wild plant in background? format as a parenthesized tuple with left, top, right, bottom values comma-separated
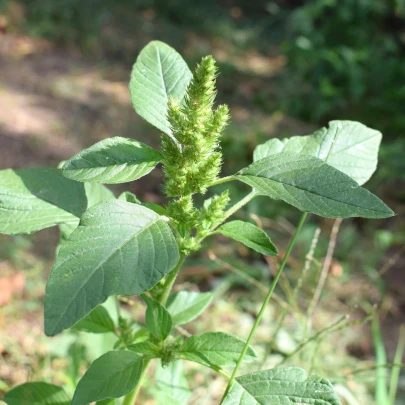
(0, 41, 394, 405)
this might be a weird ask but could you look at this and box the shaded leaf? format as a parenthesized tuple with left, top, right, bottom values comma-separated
(58, 183, 115, 245)
(222, 367, 341, 405)
(118, 191, 141, 204)
(254, 120, 381, 185)
(0, 168, 86, 235)
(85, 183, 115, 207)
(4, 382, 70, 405)
(129, 41, 192, 140)
(72, 351, 143, 405)
(142, 295, 172, 341)
(128, 341, 160, 357)
(167, 291, 213, 325)
(45, 200, 179, 336)
(63, 137, 162, 184)
(217, 221, 277, 256)
(180, 332, 256, 368)
(153, 361, 191, 405)
(73, 305, 116, 334)
(236, 153, 393, 219)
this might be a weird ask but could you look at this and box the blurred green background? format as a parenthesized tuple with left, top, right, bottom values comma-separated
(0, 1, 404, 404)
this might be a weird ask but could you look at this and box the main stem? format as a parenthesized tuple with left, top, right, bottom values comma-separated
(220, 212, 308, 403)
(122, 359, 151, 405)
(121, 253, 186, 405)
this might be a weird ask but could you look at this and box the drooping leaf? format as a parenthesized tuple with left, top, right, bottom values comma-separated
(45, 200, 179, 336)
(222, 367, 341, 405)
(0, 168, 87, 235)
(85, 183, 115, 207)
(72, 351, 143, 405)
(254, 120, 381, 185)
(118, 192, 167, 215)
(142, 202, 167, 216)
(167, 291, 213, 325)
(62, 137, 163, 184)
(129, 41, 192, 140)
(217, 221, 278, 256)
(128, 341, 160, 357)
(118, 191, 141, 204)
(179, 332, 256, 368)
(153, 361, 191, 405)
(236, 153, 394, 219)
(3, 382, 70, 405)
(58, 183, 115, 244)
(142, 294, 172, 341)
(96, 400, 116, 405)
(73, 305, 116, 334)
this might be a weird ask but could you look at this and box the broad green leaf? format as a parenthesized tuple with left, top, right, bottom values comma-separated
(73, 305, 116, 334)
(236, 153, 394, 219)
(153, 361, 191, 405)
(167, 291, 213, 325)
(4, 382, 70, 405)
(217, 221, 278, 256)
(72, 351, 143, 405)
(222, 367, 341, 405)
(62, 137, 163, 184)
(128, 341, 160, 357)
(142, 295, 172, 341)
(45, 200, 179, 336)
(129, 41, 192, 139)
(0, 168, 86, 235)
(179, 332, 256, 368)
(96, 400, 115, 405)
(254, 120, 381, 185)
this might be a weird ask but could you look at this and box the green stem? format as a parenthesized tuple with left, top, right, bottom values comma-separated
(121, 254, 186, 404)
(157, 253, 186, 305)
(209, 176, 235, 186)
(121, 359, 152, 405)
(221, 190, 257, 223)
(220, 212, 308, 403)
(389, 324, 405, 404)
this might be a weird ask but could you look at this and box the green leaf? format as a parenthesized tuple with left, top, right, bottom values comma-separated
(254, 120, 381, 185)
(128, 341, 160, 357)
(62, 137, 163, 184)
(142, 202, 167, 216)
(167, 291, 213, 325)
(118, 191, 141, 204)
(129, 41, 192, 140)
(217, 221, 278, 256)
(0, 168, 87, 235)
(179, 332, 256, 368)
(142, 294, 172, 341)
(118, 192, 167, 215)
(72, 351, 143, 405)
(96, 400, 115, 405)
(85, 183, 115, 207)
(45, 200, 179, 336)
(57, 183, 114, 250)
(236, 153, 394, 219)
(73, 305, 116, 334)
(4, 382, 70, 405)
(222, 367, 341, 405)
(153, 361, 191, 405)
